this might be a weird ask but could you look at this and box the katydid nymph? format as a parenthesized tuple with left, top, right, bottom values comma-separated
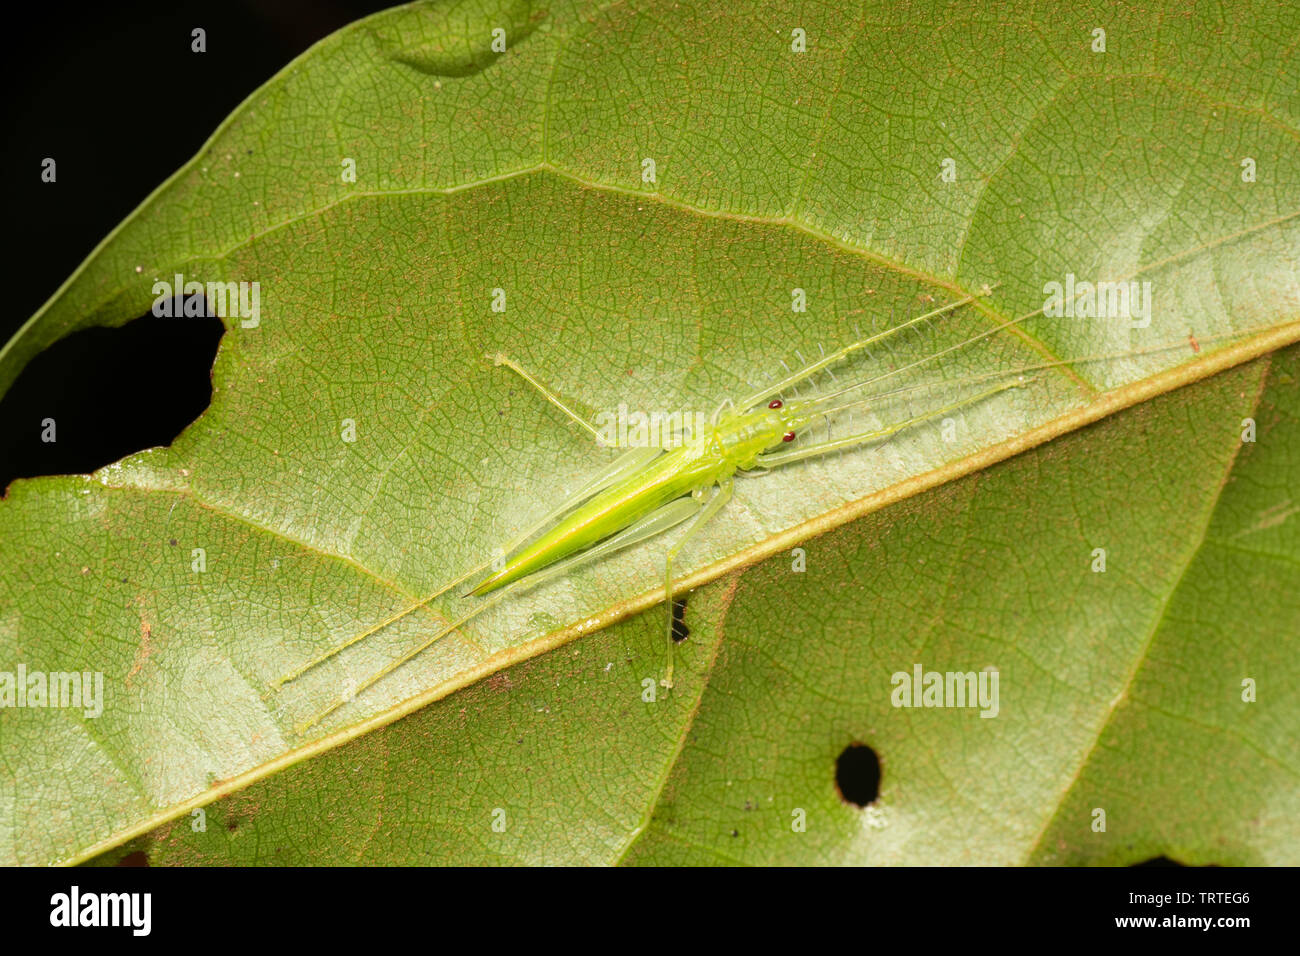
(272, 285, 1255, 731)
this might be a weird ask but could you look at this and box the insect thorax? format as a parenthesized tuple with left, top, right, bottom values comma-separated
(708, 408, 791, 469)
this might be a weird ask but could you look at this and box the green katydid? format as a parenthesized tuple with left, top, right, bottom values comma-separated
(273, 286, 1271, 731)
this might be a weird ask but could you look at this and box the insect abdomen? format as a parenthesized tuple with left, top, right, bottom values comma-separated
(469, 447, 718, 596)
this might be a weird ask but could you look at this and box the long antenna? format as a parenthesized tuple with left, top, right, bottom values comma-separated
(797, 319, 1292, 415)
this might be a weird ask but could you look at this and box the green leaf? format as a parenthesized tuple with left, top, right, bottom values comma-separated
(2, 0, 1298, 865)
(89, 343, 1300, 865)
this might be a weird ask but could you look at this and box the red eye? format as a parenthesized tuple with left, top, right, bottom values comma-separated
(782, 431, 796, 442)
(768, 399, 783, 409)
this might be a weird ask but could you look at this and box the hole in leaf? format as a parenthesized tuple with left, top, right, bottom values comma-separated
(0, 304, 223, 492)
(670, 597, 690, 643)
(114, 850, 149, 867)
(835, 742, 881, 807)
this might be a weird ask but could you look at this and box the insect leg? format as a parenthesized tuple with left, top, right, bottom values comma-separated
(270, 445, 664, 691)
(295, 495, 705, 731)
(489, 352, 615, 447)
(754, 377, 1031, 469)
(661, 476, 734, 690)
(732, 287, 995, 412)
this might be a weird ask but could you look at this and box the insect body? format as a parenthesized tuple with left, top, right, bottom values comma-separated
(276, 287, 1033, 730)
(469, 399, 798, 597)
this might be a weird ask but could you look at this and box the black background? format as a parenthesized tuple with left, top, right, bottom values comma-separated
(2, 862, 1275, 938)
(0, 0, 393, 489)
